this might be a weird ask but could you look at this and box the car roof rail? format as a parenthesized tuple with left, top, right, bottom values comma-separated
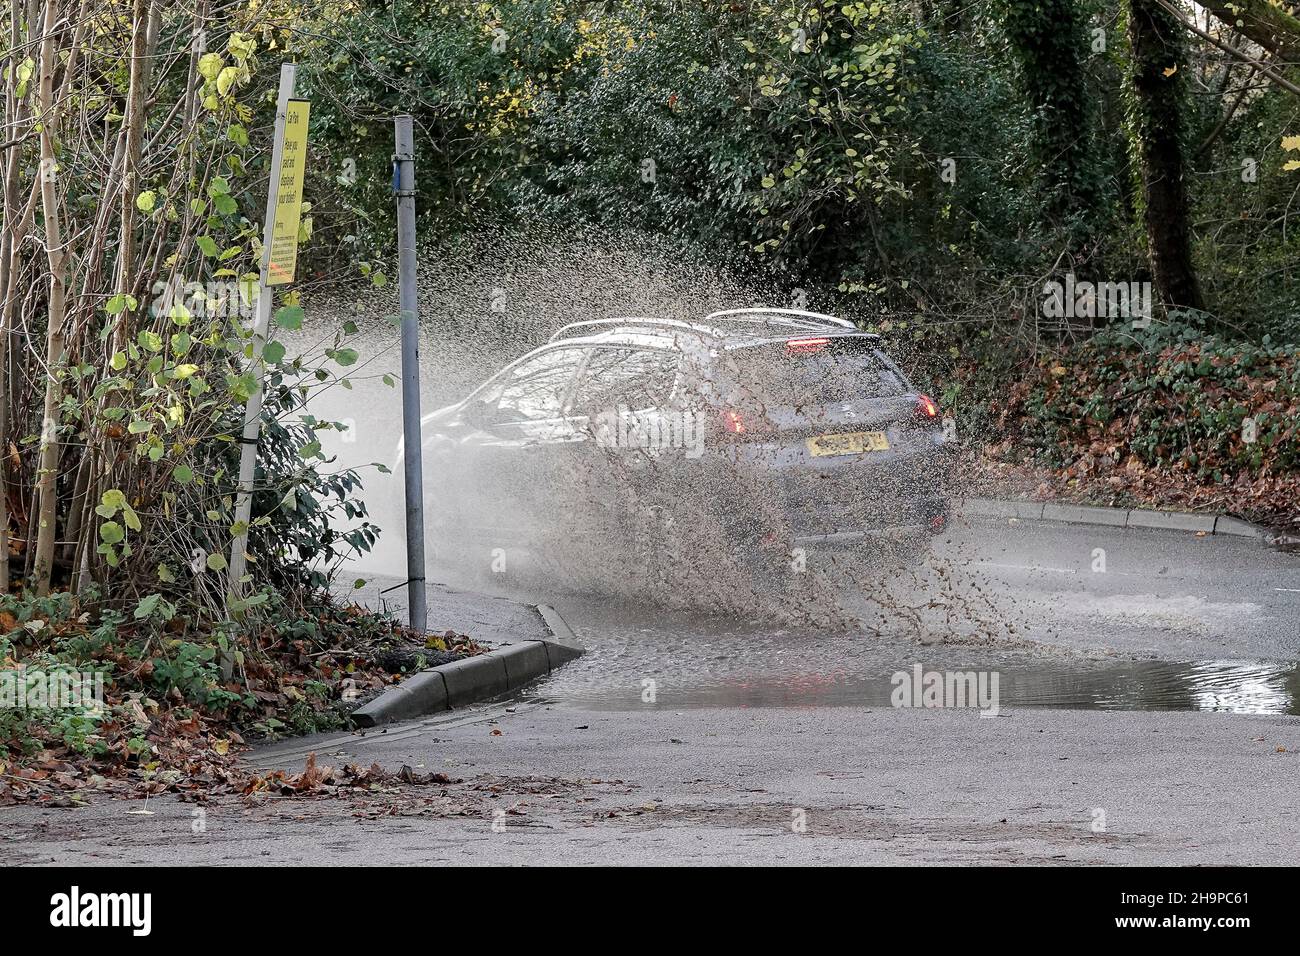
(703, 307, 861, 332)
(548, 310, 874, 344)
(548, 317, 728, 342)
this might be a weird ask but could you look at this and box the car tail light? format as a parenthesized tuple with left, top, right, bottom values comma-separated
(717, 407, 773, 439)
(720, 408, 747, 434)
(915, 393, 939, 419)
(785, 336, 829, 355)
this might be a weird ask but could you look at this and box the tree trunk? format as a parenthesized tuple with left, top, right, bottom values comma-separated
(998, 0, 1099, 228)
(0, 7, 15, 593)
(0, 224, 9, 593)
(111, 0, 151, 352)
(1126, 0, 1205, 314)
(32, 0, 69, 594)
(1197, 0, 1300, 64)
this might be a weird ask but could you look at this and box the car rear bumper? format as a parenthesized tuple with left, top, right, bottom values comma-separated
(762, 452, 953, 537)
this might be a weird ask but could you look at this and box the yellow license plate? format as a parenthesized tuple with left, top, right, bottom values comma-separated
(806, 430, 890, 457)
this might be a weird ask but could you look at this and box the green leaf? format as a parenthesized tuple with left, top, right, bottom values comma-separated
(216, 66, 241, 97)
(172, 363, 200, 379)
(196, 235, 219, 257)
(173, 464, 194, 484)
(274, 306, 304, 331)
(262, 340, 286, 365)
(157, 564, 176, 584)
(99, 521, 124, 545)
(101, 489, 127, 512)
(198, 52, 223, 81)
(205, 552, 228, 571)
(106, 294, 127, 315)
(133, 593, 161, 620)
(136, 190, 156, 213)
(122, 505, 142, 532)
(332, 347, 359, 367)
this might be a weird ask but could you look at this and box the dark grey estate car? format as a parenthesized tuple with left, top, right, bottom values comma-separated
(414, 309, 954, 577)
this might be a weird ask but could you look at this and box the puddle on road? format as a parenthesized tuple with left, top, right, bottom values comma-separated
(523, 597, 1300, 715)
(991, 658, 1300, 715)
(520, 598, 1300, 715)
(531, 657, 1300, 715)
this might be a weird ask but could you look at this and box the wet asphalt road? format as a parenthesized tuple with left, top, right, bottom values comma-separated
(8, 516, 1300, 865)
(527, 516, 1300, 714)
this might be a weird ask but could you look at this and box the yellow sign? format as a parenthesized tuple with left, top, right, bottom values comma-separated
(267, 98, 310, 286)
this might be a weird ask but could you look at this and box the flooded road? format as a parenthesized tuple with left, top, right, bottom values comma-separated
(347, 515, 1300, 718)
(532, 621, 1300, 715)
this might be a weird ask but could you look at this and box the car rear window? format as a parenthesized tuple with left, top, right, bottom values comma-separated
(724, 338, 906, 406)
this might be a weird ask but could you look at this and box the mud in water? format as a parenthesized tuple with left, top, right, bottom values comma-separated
(297, 226, 1024, 644)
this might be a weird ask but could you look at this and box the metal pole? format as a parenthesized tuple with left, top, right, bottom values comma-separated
(394, 114, 427, 634)
(228, 63, 296, 597)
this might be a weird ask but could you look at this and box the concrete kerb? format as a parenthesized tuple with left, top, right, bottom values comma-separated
(350, 603, 585, 727)
(961, 498, 1291, 544)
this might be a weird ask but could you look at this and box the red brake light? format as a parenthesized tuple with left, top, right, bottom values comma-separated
(916, 394, 939, 418)
(785, 336, 829, 354)
(721, 408, 747, 434)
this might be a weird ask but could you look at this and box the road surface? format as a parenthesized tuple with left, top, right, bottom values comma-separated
(8, 517, 1300, 865)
